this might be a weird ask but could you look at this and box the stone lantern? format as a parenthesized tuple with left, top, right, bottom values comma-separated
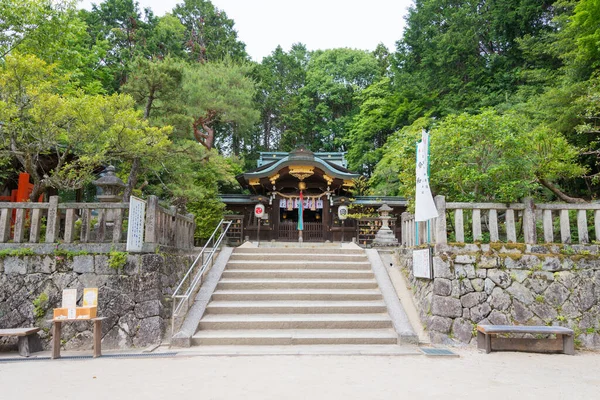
(92, 166, 126, 229)
(93, 165, 126, 202)
(373, 203, 398, 246)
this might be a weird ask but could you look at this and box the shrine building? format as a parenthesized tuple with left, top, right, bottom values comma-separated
(220, 148, 407, 244)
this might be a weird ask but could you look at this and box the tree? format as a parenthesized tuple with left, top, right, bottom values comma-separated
(253, 43, 309, 151)
(82, 0, 157, 92)
(182, 61, 258, 152)
(346, 77, 399, 175)
(393, 0, 557, 117)
(280, 48, 381, 152)
(172, 0, 247, 63)
(122, 56, 184, 119)
(371, 110, 586, 203)
(0, 54, 170, 201)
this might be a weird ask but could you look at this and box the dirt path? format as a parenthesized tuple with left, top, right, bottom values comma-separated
(1, 348, 598, 399)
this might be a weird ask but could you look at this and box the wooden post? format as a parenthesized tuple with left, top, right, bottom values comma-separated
(595, 210, 600, 245)
(560, 209, 571, 244)
(434, 196, 447, 244)
(506, 209, 517, 243)
(51, 321, 61, 359)
(97, 209, 106, 242)
(13, 208, 25, 243)
(45, 196, 60, 243)
(455, 209, 464, 242)
(145, 195, 159, 244)
(170, 206, 177, 247)
(112, 208, 123, 243)
(577, 210, 589, 244)
(489, 209, 499, 242)
(523, 197, 537, 244)
(93, 319, 102, 358)
(80, 209, 91, 243)
(64, 208, 76, 243)
(187, 213, 195, 248)
(0, 208, 11, 242)
(543, 209, 554, 243)
(29, 208, 41, 243)
(472, 209, 482, 241)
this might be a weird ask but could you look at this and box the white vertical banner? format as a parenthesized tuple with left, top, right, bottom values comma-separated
(126, 196, 146, 252)
(415, 130, 438, 222)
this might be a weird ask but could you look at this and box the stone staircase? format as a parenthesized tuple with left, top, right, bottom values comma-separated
(191, 246, 407, 346)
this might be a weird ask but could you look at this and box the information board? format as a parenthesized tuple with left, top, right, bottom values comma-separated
(126, 196, 146, 252)
(412, 248, 433, 279)
(83, 288, 98, 307)
(61, 289, 77, 308)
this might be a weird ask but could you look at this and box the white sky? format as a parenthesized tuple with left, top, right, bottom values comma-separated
(79, 0, 413, 62)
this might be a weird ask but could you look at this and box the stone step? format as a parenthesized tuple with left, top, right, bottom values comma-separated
(230, 253, 368, 262)
(197, 314, 394, 330)
(206, 300, 388, 314)
(222, 269, 374, 280)
(216, 279, 379, 290)
(211, 289, 383, 301)
(191, 329, 398, 346)
(233, 248, 365, 255)
(225, 260, 372, 270)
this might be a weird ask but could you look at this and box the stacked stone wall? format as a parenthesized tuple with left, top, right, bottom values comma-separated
(397, 243, 600, 349)
(0, 253, 192, 351)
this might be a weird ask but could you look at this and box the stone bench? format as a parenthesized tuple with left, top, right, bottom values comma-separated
(0, 327, 43, 357)
(477, 325, 575, 355)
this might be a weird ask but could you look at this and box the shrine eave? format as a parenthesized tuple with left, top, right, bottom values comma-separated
(238, 156, 360, 184)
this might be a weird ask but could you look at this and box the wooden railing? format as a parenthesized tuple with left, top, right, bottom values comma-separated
(402, 196, 600, 246)
(0, 195, 195, 249)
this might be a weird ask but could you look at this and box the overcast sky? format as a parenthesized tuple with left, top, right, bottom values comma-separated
(79, 0, 413, 62)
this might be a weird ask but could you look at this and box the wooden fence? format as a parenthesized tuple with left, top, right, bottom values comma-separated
(0, 195, 195, 249)
(402, 196, 600, 246)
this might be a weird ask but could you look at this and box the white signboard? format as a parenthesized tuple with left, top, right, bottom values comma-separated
(415, 129, 438, 222)
(126, 196, 146, 252)
(412, 248, 433, 279)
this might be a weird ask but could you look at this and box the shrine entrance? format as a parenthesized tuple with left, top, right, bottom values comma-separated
(278, 200, 325, 242)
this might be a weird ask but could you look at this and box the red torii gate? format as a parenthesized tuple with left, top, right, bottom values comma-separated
(0, 173, 37, 203)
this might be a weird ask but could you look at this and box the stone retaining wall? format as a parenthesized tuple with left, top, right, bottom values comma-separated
(397, 244, 600, 349)
(0, 253, 193, 351)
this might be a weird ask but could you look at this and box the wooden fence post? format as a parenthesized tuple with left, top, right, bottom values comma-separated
(45, 196, 60, 243)
(144, 195, 158, 244)
(434, 195, 447, 244)
(523, 197, 537, 244)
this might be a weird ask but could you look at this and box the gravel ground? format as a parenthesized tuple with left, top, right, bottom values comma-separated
(1, 348, 598, 399)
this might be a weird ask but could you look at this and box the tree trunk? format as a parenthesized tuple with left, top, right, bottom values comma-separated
(122, 157, 141, 201)
(192, 112, 216, 150)
(538, 178, 586, 204)
(29, 182, 45, 202)
(144, 91, 155, 119)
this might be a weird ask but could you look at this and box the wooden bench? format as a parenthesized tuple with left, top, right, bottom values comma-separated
(477, 325, 575, 355)
(0, 327, 43, 357)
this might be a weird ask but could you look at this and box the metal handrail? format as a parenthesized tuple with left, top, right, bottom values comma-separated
(171, 219, 232, 337)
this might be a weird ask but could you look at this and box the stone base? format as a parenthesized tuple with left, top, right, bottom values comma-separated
(374, 228, 398, 246)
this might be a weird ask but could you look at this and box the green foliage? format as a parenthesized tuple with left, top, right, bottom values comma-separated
(108, 251, 128, 270)
(172, 0, 248, 63)
(32, 292, 49, 319)
(182, 61, 258, 151)
(372, 109, 585, 203)
(535, 295, 545, 303)
(0, 248, 35, 258)
(53, 249, 89, 260)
